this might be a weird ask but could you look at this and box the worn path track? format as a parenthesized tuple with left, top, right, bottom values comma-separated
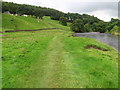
(21, 36, 81, 88)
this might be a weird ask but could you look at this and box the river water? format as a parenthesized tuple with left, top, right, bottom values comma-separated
(73, 33, 119, 51)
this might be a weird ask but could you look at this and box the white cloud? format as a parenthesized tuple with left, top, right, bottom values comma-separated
(89, 10, 118, 22)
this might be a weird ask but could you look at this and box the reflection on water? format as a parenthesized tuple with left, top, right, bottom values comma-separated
(73, 33, 119, 51)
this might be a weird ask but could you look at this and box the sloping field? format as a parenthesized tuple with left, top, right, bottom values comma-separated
(2, 14, 54, 31)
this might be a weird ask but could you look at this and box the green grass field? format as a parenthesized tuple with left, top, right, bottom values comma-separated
(2, 14, 118, 88)
(2, 14, 54, 31)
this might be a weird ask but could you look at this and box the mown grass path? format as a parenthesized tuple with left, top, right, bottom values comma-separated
(37, 37, 75, 88)
(23, 36, 79, 88)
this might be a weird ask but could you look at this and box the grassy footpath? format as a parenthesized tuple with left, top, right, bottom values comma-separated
(2, 15, 118, 88)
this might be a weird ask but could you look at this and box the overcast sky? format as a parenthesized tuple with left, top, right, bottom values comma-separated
(4, 0, 119, 22)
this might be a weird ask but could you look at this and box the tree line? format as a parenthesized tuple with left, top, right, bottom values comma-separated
(2, 1, 120, 33)
(2, 1, 64, 19)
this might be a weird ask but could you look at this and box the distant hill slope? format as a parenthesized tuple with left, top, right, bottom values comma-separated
(2, 14, 70, 32)
(2, 14, 53, 31)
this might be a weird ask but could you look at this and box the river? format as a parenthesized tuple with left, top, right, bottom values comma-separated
(73, 32, 119, 51)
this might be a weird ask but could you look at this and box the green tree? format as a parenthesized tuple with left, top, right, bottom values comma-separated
(71, 19, 84, 32)
(93, 21, 107, 33)
(84, 23, 91, 32)
(110, 25, 120, 34)
(59, 17, 68, 26)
